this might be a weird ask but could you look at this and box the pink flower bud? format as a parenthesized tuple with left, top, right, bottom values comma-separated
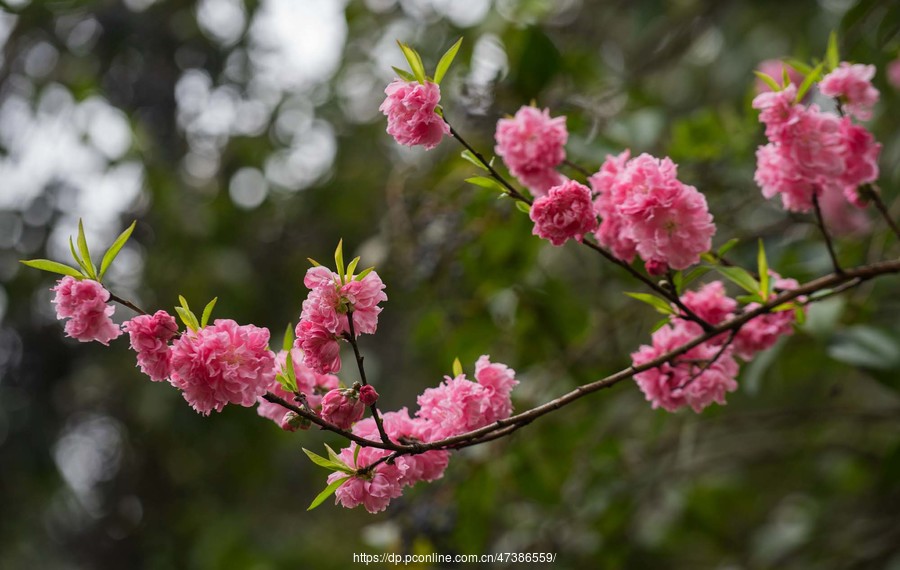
(280, 411, 309, 432)
(359, 384, 379, 406)
(320, 388, 366, 429)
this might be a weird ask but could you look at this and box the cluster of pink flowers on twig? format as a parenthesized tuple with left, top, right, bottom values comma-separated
(379, 80, 449, 150)
(52, 276, 122, 345)
(753, 65, 881, 213)
(255, 347, 340, 428)
(327, 355, 517, 513)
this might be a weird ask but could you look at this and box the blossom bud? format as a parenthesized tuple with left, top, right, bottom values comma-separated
(320, 388, 366, 429)
(280, 411, 309, 432)
(359, 384, 379, 406)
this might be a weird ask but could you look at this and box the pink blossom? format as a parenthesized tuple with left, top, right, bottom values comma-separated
(320, 388, 366, 429)
(751, 84, 801, 142)
(169, 319, 275, 415)
(328, 445, 407, 513)
(51, 276, 122, 345)
(379, 79, 449, 150)
(632, 321, 739, 413)
(340, 271, 388, 335)
(591, 151, 638, 263)
(529, 180, 598, 246)
(733, 276, 804, 361)
(473, 355, 519, 424)
(280, 411, 305, 432)
(122, 310, 178, 381)
(754, 142, 816, 212)
(353, 408, 450, 485)
(358, 384, 379, 406)
(495, 106, 568, 196)
(295, 320, 342, 374)
(755, 60, 804, 94)
(837, 118, 881, 206)
(678, 281, 737, 328)
(819, 62, 879, 121)
(299, 266, 387, 337)
(611, 154, 715, 271)
(818, 183, 871, 236)
(889, 58, 900, 90)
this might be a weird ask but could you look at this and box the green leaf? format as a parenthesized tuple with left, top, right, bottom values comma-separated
(825, 30, 840, 70)
(324, 443, 344, 465)
(754, 71, 781, 92)
(433, 37, 463, 84)
(736, 293, 765, 304)
(716, 266, 760, 294)
(69, 237, 91, 277)
(283, 352, 298, 392)
(515, 201, 531, 214)
(461, 149, 487, 171)
(19, 259, 85, 279)
(794, 305, 807, 325)
(649, 317, 670, 333)
(391, 66, 416, 82)
(355, 266, 375, 281)
(353, 443, 361, 466)
(307, 476, 350, 511)
(175, 306, 199, 331)
(452, 357, 463, 377)
(98, 220, 136, 281)
(307, 257, 321, 267)
(624, 292, 675, 315)
(796, 62, 824, 102)
(397, 41, 426, 84)
(282, 323, 295, 352)
(302, 448, 353, 474)
(681, 266, 711, 289)
(76, 220, 97, 280)
(757, 239, 769, 300)
(334, 239, 345, 285)
(466, 176, 505, 193)
(717, 238, 739, 257)
(785, 58, 813, 75)
(345, 256, 360, 281)
(200, 297, 217, 328)
(700, 252, 718, 265)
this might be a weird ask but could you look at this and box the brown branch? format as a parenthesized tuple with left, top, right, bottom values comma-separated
(812, 191, 843, 275)
(345, 310, 393, 446)
(109, 293, 149, 316)
(862, 184, 900, 242)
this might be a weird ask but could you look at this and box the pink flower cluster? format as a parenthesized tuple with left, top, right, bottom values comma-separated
(495, 106, 568, 196)
(590, 151, 716, 273)
(294, 266, 387, 374)
(819, 63, 879, 121)
(634, 276, 807, 413)
(123, 310, 178, 381)
(325, 355, 516, 513)
(51, 276, 122, 345)
(529, 180, 598, 246)
(380, 80, 449, 150)
(169, 319, 276, 415)
(320, 386, 369, 429)
(255, 347, 340, 428)
(753, 75, 881, 215)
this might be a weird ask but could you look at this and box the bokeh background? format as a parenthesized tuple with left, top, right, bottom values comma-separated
(2, 0, 900, 568)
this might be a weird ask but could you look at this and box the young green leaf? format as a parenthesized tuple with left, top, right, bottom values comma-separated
(303, 448, 343, 470)
(515, 201, 531, 214)
(391, 66, 416, 82)
(716, 266, 761, 294)
(334, 239, 345, 284)
(283, 322, 295, 352)
(650, 317, 670, 333)
(69, 237, 91, 277)
(200, 297, 217, 328)
(460, 149, 487, 171)
(283, 352, 298, 392)
(700, 252, 718, 265)
(175, 306, 199, 331)
(680, 266, 711, 289)
(307, 257, 321, 267)
(307, 476, 350, 511)
(433, 37, 463, 84)
(794, 305, 807, 325)
(466, 176, 505, 193)
(19, 259, 86, 279)
(324, 443, 344, 465)
(757, 239, 769, 301)
(825, 30, 840, 71)
(397, 41, 426, 84)
(452, 357, 463, 377)
(345, 256, 361, 281)
(99, 220, 136, 281)
(76, 220, 97, 279)
(796, 62, 824, 102)
(624, 292, 675, 315)
(736, 293, 765, 304)
(355, 266, 375, 281)
(353, 442, 361, 466)
(785, 58, 813, 75)
(717, 238, 740, 257)
(753, 71, 781, 92)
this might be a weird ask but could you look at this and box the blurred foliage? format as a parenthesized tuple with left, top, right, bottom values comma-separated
(1, 0, 900, 568)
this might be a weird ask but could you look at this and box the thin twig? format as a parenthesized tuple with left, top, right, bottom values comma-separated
(863, 184, 900, 242)
(676, 330, 737, 391)
(345, 310, 393, 446)
(812, 191, 843, 275)
(109, 293, 149, 316)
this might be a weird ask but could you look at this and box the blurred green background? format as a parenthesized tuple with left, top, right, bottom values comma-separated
(1, 0, 900, 568)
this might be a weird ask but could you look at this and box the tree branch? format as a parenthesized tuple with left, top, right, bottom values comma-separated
(345, 310, 393, 446)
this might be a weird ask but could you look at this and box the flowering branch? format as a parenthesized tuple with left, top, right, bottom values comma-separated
(344, 310, 393, 445)
(108, 293, 149, 316)
(861, 184, 900, 242)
